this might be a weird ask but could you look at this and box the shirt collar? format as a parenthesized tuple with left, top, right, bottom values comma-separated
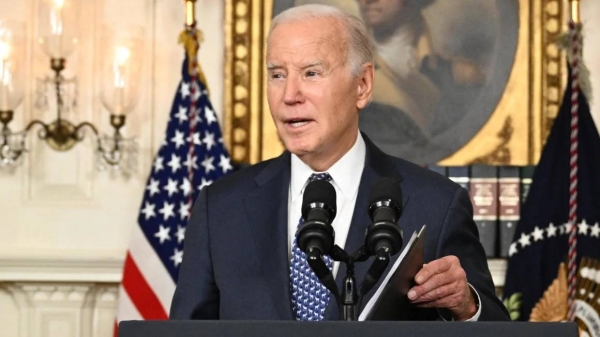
(290, 132, 366, 202)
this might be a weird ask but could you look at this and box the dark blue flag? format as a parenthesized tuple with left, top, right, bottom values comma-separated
(502, 65, 600, 326)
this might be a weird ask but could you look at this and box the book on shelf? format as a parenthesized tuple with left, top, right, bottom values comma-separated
(498, 166, 520, 258)
(520, 165, 535, 205)
(448, 166, 470, 190)
(469, 165, 498, 258)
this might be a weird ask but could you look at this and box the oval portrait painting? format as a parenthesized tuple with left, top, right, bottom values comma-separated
(273, 0, 519, 165)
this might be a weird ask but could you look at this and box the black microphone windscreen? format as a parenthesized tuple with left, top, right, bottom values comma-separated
(302, 179, 336, 213)
(368, 177, 403, 210)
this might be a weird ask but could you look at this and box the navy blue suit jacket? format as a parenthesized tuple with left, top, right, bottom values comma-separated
(170, 136, 509, 321)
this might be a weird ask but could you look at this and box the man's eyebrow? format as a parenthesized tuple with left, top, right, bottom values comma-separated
(266, 61, 326, 70)
(266, 63, 283, 70)
(300, 61, 324, 69)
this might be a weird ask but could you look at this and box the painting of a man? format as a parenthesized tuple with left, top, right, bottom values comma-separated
(361, 0, 483, 131)
(274, 0, 518, 165)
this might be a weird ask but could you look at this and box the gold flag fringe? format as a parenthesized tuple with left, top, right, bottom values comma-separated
(558, 23, 592, 103)
(178, 29, 210, 96)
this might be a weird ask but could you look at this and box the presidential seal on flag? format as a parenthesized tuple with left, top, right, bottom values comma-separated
(529, 259, 600, 337)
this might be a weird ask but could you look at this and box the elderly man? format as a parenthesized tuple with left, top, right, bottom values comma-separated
(170, 4, 508, 321)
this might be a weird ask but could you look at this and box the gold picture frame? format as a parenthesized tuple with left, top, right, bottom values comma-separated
(223, 0, 567, 166)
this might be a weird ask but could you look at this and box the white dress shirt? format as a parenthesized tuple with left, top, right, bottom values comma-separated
(286, 131, 482, 321)
(288, 132, 366, 278)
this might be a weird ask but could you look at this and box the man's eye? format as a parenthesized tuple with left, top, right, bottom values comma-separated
(271, 73, 283, 79)
(306, 71, 317, 77)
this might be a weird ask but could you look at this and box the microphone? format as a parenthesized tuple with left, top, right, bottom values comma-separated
(297, 179, 337, 257)
(365, 177, 403, 256)
(297, 179, 339, 303)
(358, 177, 404, 301)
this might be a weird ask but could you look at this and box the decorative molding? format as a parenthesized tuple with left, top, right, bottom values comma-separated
(540, 0, 566, 144)
(471, 116, 514, 165)
(7, 284, 94, 303)
(4, 283, 94, 337)
(91, 285, 119, 337)
(0, 253, 507, 288)
(224, 0, 253, 164)
(93, 285, 119, 305)
(0, 254, 124, 283)
(224, 0, 274, 164)
(2, 282, 119, 337)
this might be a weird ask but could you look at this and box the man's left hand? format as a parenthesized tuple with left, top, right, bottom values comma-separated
(407, 255, 477, 321)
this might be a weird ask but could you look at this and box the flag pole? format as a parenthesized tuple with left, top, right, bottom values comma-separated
(181, 0, 202, 208)
(566, 0, 581, 322)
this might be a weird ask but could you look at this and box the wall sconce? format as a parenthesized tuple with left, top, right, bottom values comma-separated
(0, 0, 144, 170)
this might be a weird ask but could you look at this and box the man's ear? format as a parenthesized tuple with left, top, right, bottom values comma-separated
(356, 63, 374, 110)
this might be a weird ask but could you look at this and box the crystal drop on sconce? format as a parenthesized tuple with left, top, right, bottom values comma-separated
(95, 134, 138, 174)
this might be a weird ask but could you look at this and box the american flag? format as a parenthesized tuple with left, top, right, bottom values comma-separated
(115, 48, 232, 328)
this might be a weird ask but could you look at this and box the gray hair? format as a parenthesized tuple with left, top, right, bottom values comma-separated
(268, 4, 373, 77)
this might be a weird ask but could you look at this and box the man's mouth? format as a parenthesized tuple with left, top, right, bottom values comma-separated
(285, 118, 312, 129)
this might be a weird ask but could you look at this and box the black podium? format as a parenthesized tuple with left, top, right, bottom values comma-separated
(119, 320, 577, 337)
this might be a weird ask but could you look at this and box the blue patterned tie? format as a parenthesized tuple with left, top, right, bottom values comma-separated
(290, 172, 333, 321)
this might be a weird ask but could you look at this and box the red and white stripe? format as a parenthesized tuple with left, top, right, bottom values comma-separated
(567, 20, 580, 322)
(114, 225, 176, 334)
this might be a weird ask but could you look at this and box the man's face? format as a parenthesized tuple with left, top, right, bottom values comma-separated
(266, 17, 369, 165)
(357, 0, 406, 28)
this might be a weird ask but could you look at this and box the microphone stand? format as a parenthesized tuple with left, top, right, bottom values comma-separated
(326, 245, 392, 321)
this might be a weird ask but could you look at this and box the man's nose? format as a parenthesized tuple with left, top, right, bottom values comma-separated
(283, 75, 304, 105)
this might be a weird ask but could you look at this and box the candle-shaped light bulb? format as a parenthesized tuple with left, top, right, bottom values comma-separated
(50, 0, 65, 57)
(0, 40, 9, 60)
(115, 46, 131, 68)
(113, 46, 131, 115)
(0, 40, 10, 110)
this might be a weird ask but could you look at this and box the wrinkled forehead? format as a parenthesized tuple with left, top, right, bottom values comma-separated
(266, 17, 349, 63)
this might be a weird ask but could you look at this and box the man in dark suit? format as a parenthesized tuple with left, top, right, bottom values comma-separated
(170, 4, 509, 321)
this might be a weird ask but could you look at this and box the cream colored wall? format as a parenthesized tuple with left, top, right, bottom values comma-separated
(582, 0, 600, 129)
(0, 0, 224, 336)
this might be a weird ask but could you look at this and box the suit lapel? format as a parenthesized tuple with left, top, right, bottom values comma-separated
(244, 152, 294, 320)
(325, 135, 408, 320)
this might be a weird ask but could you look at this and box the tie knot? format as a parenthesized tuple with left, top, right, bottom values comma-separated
(309, 172, 332, 183)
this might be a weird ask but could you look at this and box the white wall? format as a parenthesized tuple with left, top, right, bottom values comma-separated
(0, 0, 224, 336)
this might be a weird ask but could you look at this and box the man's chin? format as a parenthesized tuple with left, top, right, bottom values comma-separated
(287, 146, 312, 157)
(284, 141, 314, 157)
(281, 134, 312, 153)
